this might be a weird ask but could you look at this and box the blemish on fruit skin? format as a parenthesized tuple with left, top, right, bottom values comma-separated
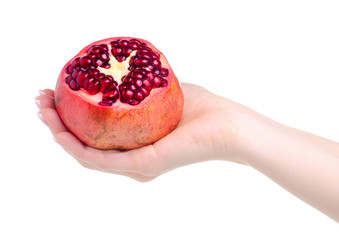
(83, 122, 107, 141)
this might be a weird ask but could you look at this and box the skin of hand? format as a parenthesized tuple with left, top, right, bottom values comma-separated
(36, 82, 339, 222)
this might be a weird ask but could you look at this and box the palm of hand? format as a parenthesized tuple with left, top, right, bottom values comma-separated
(37, 83, 238, 181)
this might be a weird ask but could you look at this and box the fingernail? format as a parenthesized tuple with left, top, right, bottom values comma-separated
(35, 98, 41, 109)
(37, 112, 48, 126)
(39, 90, 46, 96)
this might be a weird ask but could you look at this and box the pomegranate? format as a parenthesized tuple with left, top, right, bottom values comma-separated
(55, 37, 184, 150)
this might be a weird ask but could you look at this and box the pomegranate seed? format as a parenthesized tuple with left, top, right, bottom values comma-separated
(83, 77, 94, 91)
(137, 52, 151, 59)
(146, 71, 154, 80)
(129, 84, 137, 91)
(154, 69, 160, 75)
(71, 57, 80, 67)
(123, 75, 132, 83)
(151, 59, 161, 69)
(96, 73, 105, 79)
(131, 71, 143, 79)
(66, 65, 74, 74)
(130, 38, 141, 44)
(142, 47, 152, 52)
(88, 46, 101, 54)
(129, 41, 140, 50)
(87, 53, 96, 59)
(153, 76, 162, 88)
(80, 56, 92, 68)
(93, 57, 104, 67)
(142, 80, 152, 90)
(98, 52, 109, 61)
(134, 57, 148, 66)
(100, 77, 111, 92)
(119, 39, 129, 47)
(135, 91, 144, 101)
(160, 68, 169, 77)
(103, 84, 114, 93)
(98, 44, 108, 52)
(71, 70, 79, 79)
(140, 87, 150, 97)
(122, 89, 134, 99)
(106, 75, 114, 81)
(128, 65, 137, 71)
(116, 55, 126, 62)
(138, 48, 150, 54)
(65, 76, 72, 84)
(111, 89, 119, 98)
(89, 69, 100, 77)
(88, 80, 101, 95)
(69, 79, 80, 90)
(151, 52, 160, 59)
(160, 79, 168, 87)
(112, 46, 122, 56)
(128, 99, 139, 105)
(76, 71, 88, 87)
(129, 56, 135, 65)
(104, 89, 119, 99)
(145, 64, 154, 71)
(110, 41, 119, 47)
(99, 101, 114, 106)
(99, 88, 119, 106)
(135, 79, 143, 88)
(123, 47, 133, 57)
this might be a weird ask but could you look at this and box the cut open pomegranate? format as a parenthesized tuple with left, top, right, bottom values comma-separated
(55, 37, 184, 150)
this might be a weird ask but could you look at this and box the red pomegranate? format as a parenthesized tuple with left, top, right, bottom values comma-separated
(55, 37, 184, 150)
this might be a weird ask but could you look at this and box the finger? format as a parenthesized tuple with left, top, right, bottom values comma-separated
(89, 145, 162, 176)
(54, 131, 115, 171)
(77, 160, 156, 182)
(55, 134, 157, 182)
(39, 89, 55, 98)
(38, 107, 68, 135)
(54, 131, 88, 160)
(35, 95, 56, 110)
(64, 140, 162, 177)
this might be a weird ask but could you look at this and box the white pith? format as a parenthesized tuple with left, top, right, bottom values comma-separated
(97, 45, 136, 85)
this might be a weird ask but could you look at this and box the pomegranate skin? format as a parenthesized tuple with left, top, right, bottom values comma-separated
(55, 37, 184, 150)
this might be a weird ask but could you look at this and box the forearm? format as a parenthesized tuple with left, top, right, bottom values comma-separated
(234, 109, 339, 222)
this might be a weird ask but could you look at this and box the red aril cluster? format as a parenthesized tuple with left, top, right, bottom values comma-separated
(64, 38, 169, 106)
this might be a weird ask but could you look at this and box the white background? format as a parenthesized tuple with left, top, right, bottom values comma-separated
(1, 0, 338, 239)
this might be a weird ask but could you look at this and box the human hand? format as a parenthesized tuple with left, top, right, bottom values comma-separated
(35, 83, 244, 181)
(36, 82, 339, 221)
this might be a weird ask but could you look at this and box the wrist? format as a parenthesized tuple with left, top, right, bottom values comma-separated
(227, 104, 284, 165)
